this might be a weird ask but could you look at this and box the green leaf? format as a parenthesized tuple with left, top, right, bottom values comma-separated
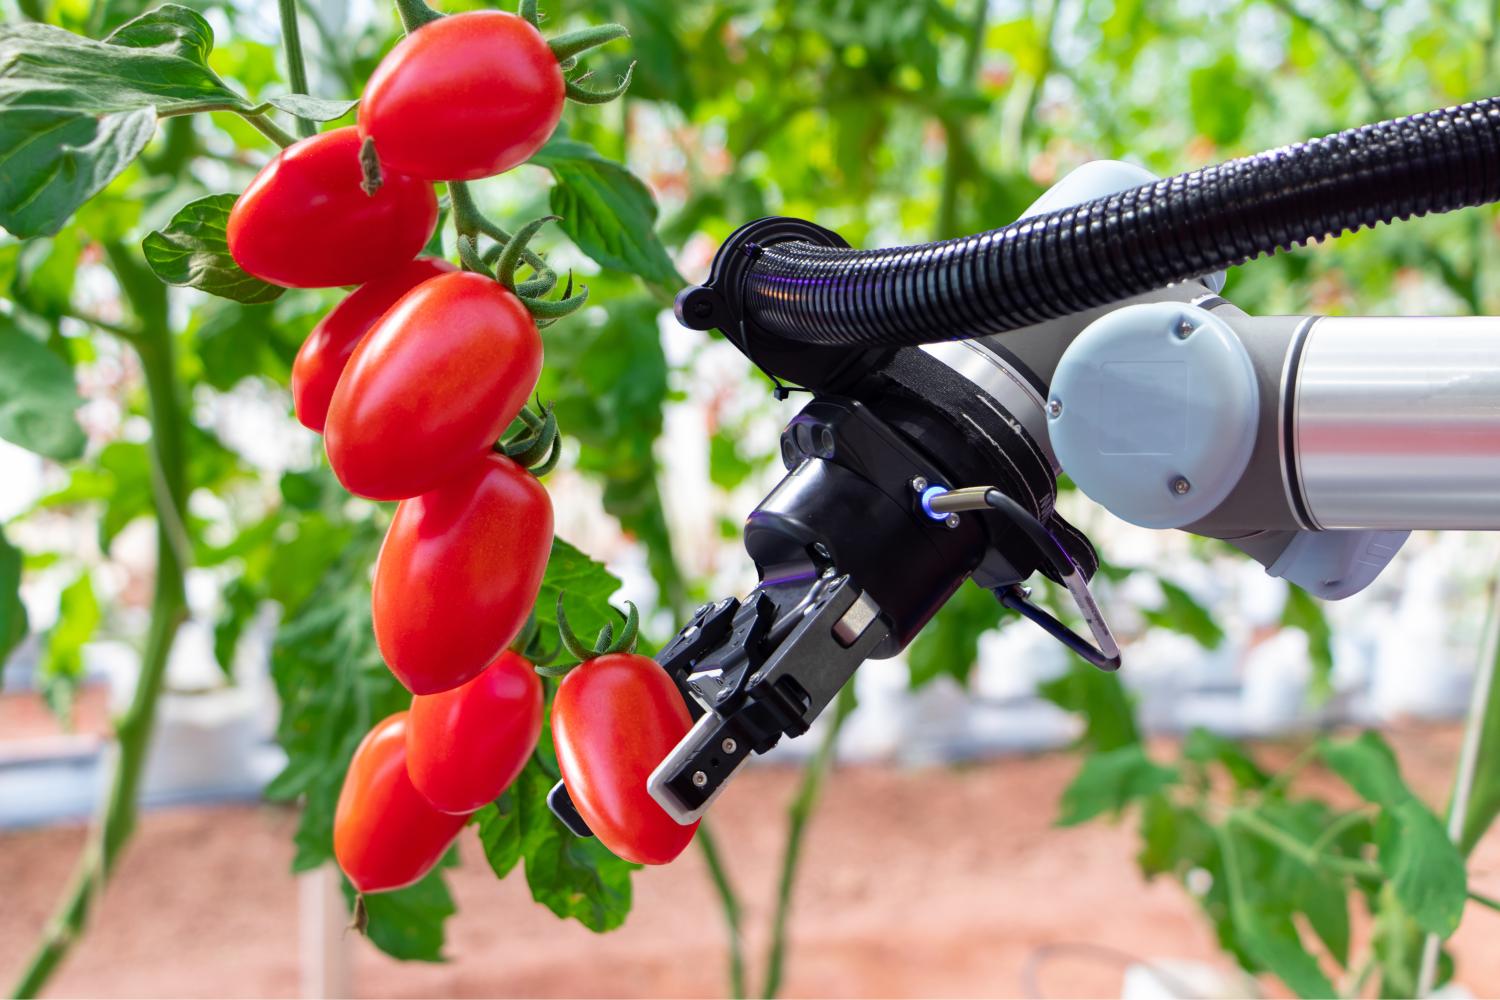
(1237, 911, 1337, 1000)
(708, 430, 755, 489)
(143, 194, 284, 304)
(261, 94, 358, 121)
(340, 867, 456, 963)
(0, 5, 249, 237)
(1378, 801, 1467, 937)
(1319, 731, 1409, 809)
(39, 441, 152, 549)
(1141, 578, 1224, 649)
(1321, 732, 1467, 935)
(530, 137, 682, 287)
(1135, 791, 1214, 879)
(41, 571, 100, 719)
(1282, 586, 1333, 693)
(1188, 54, 1253, 146)
(476, 737, 637, 932)
(1183, 728, 1269, 790)
(476, 787, 524, 880)
(1461, 630, 1500, 854)
(0, 524, 27, 675)
(1296, 869, 1351, 966)
(906, 579, 1003, 688)
(535, 293, 685, 615)
(212, 576, 258, 679)
(536, 538, 622, 663)
(1057, 744, 1179, 826)
(0, 319, 86, 460)
(1037, 658, 1140, 752)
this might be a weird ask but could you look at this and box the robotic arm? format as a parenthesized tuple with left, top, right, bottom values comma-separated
(549, 96, 1500, 832)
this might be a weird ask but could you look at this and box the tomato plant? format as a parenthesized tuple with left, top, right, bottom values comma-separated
(407, 648, 544, 814)
(8, 0, 1500, 998)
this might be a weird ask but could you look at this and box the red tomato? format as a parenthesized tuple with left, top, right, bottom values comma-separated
(227, 127, 438, 288)
(407, 649, 543, 813)
(333, 712, 470, 893)
(358, 11, 565, 181)
(373, 454, 552, 695)
(291, 258, 455, 433)
(552, 653, 698, 865)
(324, 272, 542, 501)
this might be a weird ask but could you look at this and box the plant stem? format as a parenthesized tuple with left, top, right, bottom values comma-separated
(999, 0, 1060, 173)
(1418, 575, 1500, 995)
(393, 0, 442, 34)
(761, 685, 856, 1000)
(11, 259, 188, 999)
(1229, 808, 1382, 881)
(1263, 0, 1390, 116)
(276, 0, 316, 139)
(934, 0, 988, 239)
(241, 112, 297, 149)
(696, 824, 747, 999)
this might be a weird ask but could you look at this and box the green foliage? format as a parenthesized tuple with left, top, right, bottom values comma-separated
(476, 731, 637, 932)
(5, 0, 1500, 993)
(1056, 744, 1178, 826)
(1321, 732, 1468, 936)
(536, 297, 683, 613)
(340, 865, 457, 963)
(531, 138, 682, 288)
(1461, 631, 1500, 854)
(0, 524, 25, 673)
(41, 571, 101, 718)
(143, 194, 283, 303)
(1282, 586, 1334, 692)
(0, 6, 239, 237)
(1141, 579, 1224, 649)
(0, 318, 87, 460)
(1037, 658, 1139, 752)
(906, 579, 1003, 688)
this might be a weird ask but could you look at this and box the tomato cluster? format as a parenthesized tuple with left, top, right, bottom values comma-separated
(228, 2, 695, 899)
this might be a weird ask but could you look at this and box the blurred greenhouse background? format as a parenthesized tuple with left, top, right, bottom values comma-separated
(4, 0, 1500, 996)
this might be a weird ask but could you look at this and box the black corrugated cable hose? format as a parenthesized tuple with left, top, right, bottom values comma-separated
(742, 97, 1500, 347)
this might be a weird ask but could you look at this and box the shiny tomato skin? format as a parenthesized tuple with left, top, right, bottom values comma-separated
(333, 712, 470, 894)
(227, 127, 438, 288)
(407, 650, 544, 813)
(373, 454, 552, 695)
(292, 258, 455, 433)
(552, 653, 698, 865)
(358, 11, 565, 181)
(324, 271, 542, 501)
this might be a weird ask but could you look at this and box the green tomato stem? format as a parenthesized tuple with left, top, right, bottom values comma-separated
(761, 684, 855, 999)
(241, 111, 298, 149)
(277, 0, 317, 139)
(696, 824, 748, 999)
(565, 63, 635, 105)
(548, 23, 629, 63)
(393, 0, 443, 34)
(11, 248, 189, 1000)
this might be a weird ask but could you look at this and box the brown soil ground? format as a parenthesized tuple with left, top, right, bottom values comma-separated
(3, 722, 1499, 999)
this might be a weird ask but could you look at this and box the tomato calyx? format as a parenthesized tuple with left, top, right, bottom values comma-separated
(538, 596, 640, 677)
(496, 399, 562, 476)
(508, 610, 560, 666)
(452, 210, 589, 325)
